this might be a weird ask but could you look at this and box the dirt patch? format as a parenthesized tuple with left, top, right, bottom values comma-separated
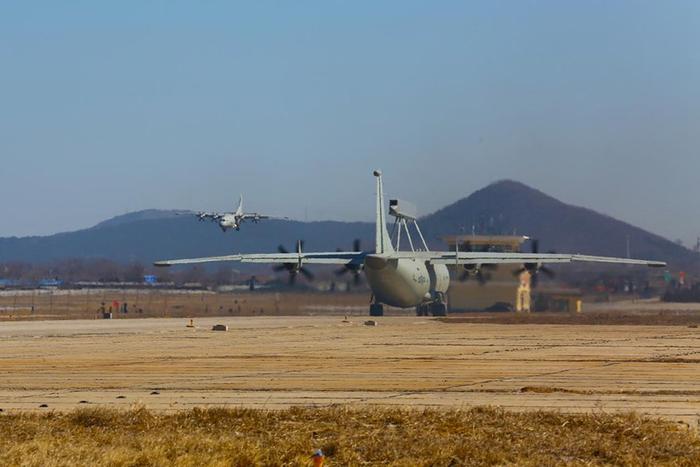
(440, 310, 700, 326)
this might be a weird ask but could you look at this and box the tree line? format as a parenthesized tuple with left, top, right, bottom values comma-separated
(0, 258, 245, 287)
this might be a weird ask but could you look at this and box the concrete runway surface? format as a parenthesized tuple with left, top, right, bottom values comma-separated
(0, 316, 698, 426)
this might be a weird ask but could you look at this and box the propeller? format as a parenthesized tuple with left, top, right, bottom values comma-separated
(273, 240, 314, 285)
(335, 239, 363, 286)
(459, 263, 496, 285)
(455, 240, 497, 285)
(197, 212, 222, 222)
(513, 239, 556, 288)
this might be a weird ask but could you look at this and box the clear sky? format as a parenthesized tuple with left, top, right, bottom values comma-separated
(1, 1, 699, 245)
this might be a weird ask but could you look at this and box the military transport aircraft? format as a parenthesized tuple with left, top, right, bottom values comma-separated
(195, 195, 276, 232)
(156, 171, 666, 316)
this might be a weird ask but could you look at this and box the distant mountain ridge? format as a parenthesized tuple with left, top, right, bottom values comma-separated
(421, 180, 692, 267)
(0, 180, 694, 268)
(91, 209, 189, 230)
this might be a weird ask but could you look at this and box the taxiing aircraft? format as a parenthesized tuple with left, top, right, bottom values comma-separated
(157, 171, 666, 316)
(196, 195, 273, 232)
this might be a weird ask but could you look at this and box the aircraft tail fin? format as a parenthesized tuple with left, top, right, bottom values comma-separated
(236, 194, 243, 215)
(373, 170, 394, 254)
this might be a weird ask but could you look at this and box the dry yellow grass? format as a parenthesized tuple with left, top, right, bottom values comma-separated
(1, 406, 699, 466)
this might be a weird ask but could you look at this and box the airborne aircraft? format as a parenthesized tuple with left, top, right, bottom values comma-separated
(156, 171, 666, 316)
(195, 195, 274, 232)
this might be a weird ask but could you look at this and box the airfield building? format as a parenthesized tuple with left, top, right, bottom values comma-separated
(444, 235, 530, 312)
(444, 234, 583, 313)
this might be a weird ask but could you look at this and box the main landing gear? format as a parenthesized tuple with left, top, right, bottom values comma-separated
(416, 303, 430, 316)
(416, 296, 448, 317)
(368, 297, 447, 317)
(430, 301, 448, 317)
(369, 303, 384, 317)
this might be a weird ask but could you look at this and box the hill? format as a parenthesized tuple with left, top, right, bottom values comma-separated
(0, 218, 374, 265)
(91, 209, 188, 229)
(420, 180, 692, 266)
(0, 181, 693, 268)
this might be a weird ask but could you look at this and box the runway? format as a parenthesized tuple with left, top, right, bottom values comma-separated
(1, 316, 698, 426)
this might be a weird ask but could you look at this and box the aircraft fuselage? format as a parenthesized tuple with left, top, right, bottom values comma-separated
(219, 214, 241, 231)
(364, 255, 450, 307)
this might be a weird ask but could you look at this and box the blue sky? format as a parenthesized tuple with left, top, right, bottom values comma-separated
(1, 1, 699, 245)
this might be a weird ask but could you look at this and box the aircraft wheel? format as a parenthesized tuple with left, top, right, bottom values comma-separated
(431, 302, 448, 317)
(369, 303, 384, 317)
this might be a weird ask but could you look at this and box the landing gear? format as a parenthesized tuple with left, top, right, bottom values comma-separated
(369, 303, 384, 317)
(432, 293, 448, 317)
(430, 301, 448, 317)
(416, 303, 430, 316)
(416, 295, 448, 317)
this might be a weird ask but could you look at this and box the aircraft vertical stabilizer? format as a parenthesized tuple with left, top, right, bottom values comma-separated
(236, 194, 244, 215)
(374, 170, 395, 254)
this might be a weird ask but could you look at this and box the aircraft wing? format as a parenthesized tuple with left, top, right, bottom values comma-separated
(156, 254, 242, 266)
(242, 213, 269, 220)
(196, 212, 223, 222)
(154, 251, 365, 267)
(156, 250, 666, 268)
(240, 213, 289, 221)
(426, 251, 666, 268)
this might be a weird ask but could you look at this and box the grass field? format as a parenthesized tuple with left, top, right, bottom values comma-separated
(1, 406, 699, 466)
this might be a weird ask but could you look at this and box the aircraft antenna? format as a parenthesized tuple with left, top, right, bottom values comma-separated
(414, 221, 429, 252)
(388, 198, 429, 252)
(395, 217, 402, 250)
(403, 219, 415, 252)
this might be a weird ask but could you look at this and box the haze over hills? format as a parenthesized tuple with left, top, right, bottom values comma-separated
(0, 181, 693, 269)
